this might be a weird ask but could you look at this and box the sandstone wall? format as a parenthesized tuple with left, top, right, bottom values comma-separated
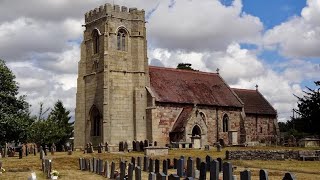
(244, 114, 277, 142)
(226, 150, 300, 160)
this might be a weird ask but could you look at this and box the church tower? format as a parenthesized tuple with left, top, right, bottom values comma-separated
(74, 4, 148, 149)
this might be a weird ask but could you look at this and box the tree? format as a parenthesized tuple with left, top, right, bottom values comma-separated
(176, 63, 195, 71)
(0, 59, 33, 144)
(291, 81, 320, 136)
(48, 100, 73, 148)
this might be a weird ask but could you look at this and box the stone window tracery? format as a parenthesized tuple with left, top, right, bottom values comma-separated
(223, 114, 229, 132)
(117, 29, 127, 51)
(92, 29, 100, 54)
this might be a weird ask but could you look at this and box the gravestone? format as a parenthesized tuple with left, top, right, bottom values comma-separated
(124, 141, 128, 152)
(173, 158, 178, 169)
(157, 172, 166, 180)
(104, 160, 110, 178)
(135, 166, 142, 180)
(154, 141, 157, 146)
(216, 143, 222, 152)
(187, 157, 194, 178)
(51, 143, 56, 155)
(177, 158, 184, 177)
(44, 145, 48, 156)
(185, 177, 194, 180)
(155, 159, 160, 173)
(194, 170, 200, 179)
(119, 141, 124, 152)
(210, 160, 219, 180)
(95, 158, 99, 174)
(131, 157, 136, 167)
(217, 158, 222, 172)
(163, 159, 168, 175)
(137, 156, 142, 167)
(0, 161, 2, 169)
(4, 143, 8, 157)
(149, 172, 156, 180)
(240, 170, 251, 180)
(168, 174, 180, 180)
(283, 172, 296, 180)
(79, 158, 83, 170)
(144, 156, 149, 171)
(200, 162, 206, 180)
(149, 158, 154, 172)
(40, 150, 45, 159)
(139, 141, 144, 152)
(110, 162, 115, 179)
(90, 159, 93, 172)
(61, 145, 65, 152)
(259, 169, 268, 180)
(99, 159, 104, 175)
(133, 141, 137, 151)
(206, 155, 212, 171)
(223, 162, 233, 180)
(33, 145, 37, 156)
(128, 163, 134, 180)
(68, 150, 72, 155)
(144, 140, 149, 148)
(120, 161, 126, 180)
(196, 157, 201, 170)
(136, 141, 141, 152)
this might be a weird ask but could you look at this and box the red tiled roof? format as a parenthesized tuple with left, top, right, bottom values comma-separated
(232, 88, 277, 116)
(171, 106, 193, 133)
(149, 66, 243, 107)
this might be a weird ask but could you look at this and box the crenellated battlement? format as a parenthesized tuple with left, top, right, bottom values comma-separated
(85, 3, 145, 24)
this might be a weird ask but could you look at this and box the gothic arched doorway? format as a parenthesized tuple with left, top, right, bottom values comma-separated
(192, 125, 201, 137)
(191, 125, 202, 149)
(89, 105, 102, 145)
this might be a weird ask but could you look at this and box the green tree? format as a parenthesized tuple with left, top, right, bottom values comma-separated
(292, 81, 320, 135)
(176, 63, 195, 71)
(48, 100, 73, 148)
(0, 59, 33, 144)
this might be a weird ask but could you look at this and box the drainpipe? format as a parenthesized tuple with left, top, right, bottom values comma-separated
(216, 107, 219, 142)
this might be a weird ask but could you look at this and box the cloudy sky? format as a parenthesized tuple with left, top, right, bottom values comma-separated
(0, 0, 319, 122)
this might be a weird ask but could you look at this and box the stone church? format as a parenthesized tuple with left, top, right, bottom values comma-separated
(74, 4, 279, 149)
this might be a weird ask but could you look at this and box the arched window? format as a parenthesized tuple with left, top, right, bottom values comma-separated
(92, 29, 100, 54)
(192, 125, 201, 137)
(90, 106, 101, 136)
(223, 114, 229, 132)
(117, 29, 127, 51)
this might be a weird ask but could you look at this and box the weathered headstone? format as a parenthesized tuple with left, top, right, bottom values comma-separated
(95, 158, 99, 174)
(33, 145, 37, 156)
(223, 162, 233, 180)
(210, 160, 219, 180)
(131, 157, 136, 167)
(187, 157, 194, 178)
(51, 143, 56, 155)
(104, 160, 110, 178)
(110, 161, 115, 179)
(128, 163, 134, 180)
(68, 149, 72, 155)
(119, 141, 124, 152)
(98, 143, 102, 153)
(144, 156, 149, 171)
(89, 158, 93, 172)
(61, 145, 65, 152)
(135, 166, 142, 180)
(196, 157, 201, 170)
(124, 141, 128, 152)
(283, 172, 296, 180)
(240, 169, 251, 180)
(155, 159, 160, 173)
(177, 158, 184, 177)
(200, 162, 206, 180)
(136, 141, 141, 152)
(154, 141, 157, 146)
(216, 143, 222, 152)
(157, 172, 166, 180)
(173, 158, 178, 169)
(217, 158, 222, 172)
(133, 141, 137, 151)
(137, 156, 142, 167)
(149, 158, 154, 172)
(149, 172, 156, 180)
(168, 174, 180, 180)
(79, 158, 83, 170)
(4, 143, 8, 157)
(44, 145, 48, 156)
(40, 150, 45, 159)
(206, 155, 212, 171)
(139, 141, 144, 151)
(259, 169, 268, 180)
(144, 140, 149, 148)
(120, 161, 126, 180)
(163, 159, 168, 175)
(99, 159, 104, 175)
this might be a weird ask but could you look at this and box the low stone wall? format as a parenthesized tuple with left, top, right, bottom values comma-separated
(226, 150, 300, 160)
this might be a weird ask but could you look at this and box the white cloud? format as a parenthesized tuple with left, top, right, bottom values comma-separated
(264, 0, 320, 58)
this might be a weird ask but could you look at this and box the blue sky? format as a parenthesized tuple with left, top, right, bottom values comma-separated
(0, 0, 319, 122)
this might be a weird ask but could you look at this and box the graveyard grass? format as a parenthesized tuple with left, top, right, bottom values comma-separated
(1, 146, 320, 180)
